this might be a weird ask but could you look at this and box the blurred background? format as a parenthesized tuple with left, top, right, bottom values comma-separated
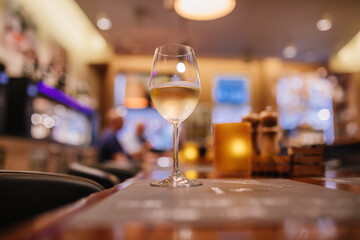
(0, 0, 359, 173)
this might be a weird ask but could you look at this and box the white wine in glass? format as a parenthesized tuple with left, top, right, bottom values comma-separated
(149, 44, 202, 187)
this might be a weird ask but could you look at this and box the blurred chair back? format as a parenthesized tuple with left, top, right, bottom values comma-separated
(0, 170, 104, 229)
(68, 162, 120, 189)
(95, 162, 141, 182)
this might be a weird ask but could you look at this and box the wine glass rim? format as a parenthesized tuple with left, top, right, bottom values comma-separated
(155, 44, 194, 57)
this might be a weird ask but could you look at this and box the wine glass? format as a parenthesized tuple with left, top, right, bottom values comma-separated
(149, 44, 202, 188)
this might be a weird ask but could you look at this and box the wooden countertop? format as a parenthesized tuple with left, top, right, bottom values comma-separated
(1, 167, 360, 240)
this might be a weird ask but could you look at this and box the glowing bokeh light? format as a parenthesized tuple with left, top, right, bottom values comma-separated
(157, 157, 172, 168)
(116, 106, 128, 117)
(96, 17, 112, 30)
(183, 145, 199, 162)
(317, 18, 332, 32)
(174, 0, 236, 21)
(27, 84, 38, 97)
(0, 73, 9, 85)
(229, 139, 247, 157)
(318, 108, 330, 121)
(176, 62, 186, 73)
(31, 125, 49, 139)
(54, 104, 66, 116)
(40, 114, 50, 124)
(184, 170, 199, 180)
(52, 115, 61, 126)
(31, 113, 42, 125)
(283, 45, 297, 59)
(44, 117, 56, 128)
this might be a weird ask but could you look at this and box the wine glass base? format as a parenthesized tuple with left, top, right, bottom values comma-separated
(150, 171, 202, 188)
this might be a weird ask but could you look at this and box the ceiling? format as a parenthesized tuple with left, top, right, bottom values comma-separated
(75, 0, 360, 63)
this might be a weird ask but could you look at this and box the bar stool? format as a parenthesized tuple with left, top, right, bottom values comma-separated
(0, 170, 104, 229)
(67, 162, 120, 189)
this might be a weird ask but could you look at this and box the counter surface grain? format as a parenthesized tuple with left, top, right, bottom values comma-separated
(2, 173, 360, 240)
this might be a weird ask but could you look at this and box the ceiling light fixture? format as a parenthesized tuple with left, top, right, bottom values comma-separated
(97, 17, 112, 30)
(174, 0, 236, 21)
(316, 16, 332, 32)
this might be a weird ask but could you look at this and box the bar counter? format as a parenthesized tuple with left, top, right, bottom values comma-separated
(1, 166, 360, 240)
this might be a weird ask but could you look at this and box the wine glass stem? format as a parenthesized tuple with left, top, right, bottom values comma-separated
(172, 123, 180, 173)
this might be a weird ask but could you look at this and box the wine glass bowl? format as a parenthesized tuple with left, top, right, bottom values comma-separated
(149, 44, 202, 188)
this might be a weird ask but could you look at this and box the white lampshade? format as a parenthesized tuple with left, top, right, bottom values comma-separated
(174, 0, 236, 21)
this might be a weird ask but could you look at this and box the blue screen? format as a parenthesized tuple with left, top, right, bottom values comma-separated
(118, 108, 173, 151)
(213, 77, 249, 104)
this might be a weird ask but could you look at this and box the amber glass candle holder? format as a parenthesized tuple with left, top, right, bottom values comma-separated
(213, 122, 252, 177)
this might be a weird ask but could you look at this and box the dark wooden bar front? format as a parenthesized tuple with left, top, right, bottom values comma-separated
(1, 168, 360, 240)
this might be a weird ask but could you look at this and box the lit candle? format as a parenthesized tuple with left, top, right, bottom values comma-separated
(213, 122, 252, 177)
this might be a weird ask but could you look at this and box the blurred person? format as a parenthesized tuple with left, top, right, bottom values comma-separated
(119, 122, 152, 161)
(135, 122, 152, 150)
(98, 108, 129, 163)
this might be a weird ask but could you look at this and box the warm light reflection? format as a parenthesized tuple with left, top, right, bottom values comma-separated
(174, 0, 236, 21)
(184, 170, 198, 179)
(183, 145, 199, 162)
(213, 122, 252, 176)
(124, 97, 148, 109)
(229, 139, 247, 157)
